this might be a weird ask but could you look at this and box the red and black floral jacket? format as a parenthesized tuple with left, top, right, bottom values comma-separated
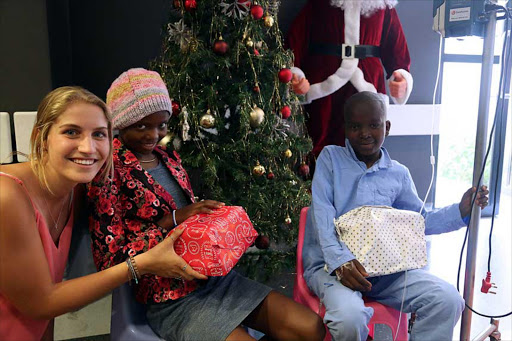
(88, 138, 198, 304)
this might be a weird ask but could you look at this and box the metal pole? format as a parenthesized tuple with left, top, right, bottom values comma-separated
(460, 11, 497, 341)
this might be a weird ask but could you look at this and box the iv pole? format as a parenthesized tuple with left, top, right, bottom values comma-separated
(459, 9, 497, 341)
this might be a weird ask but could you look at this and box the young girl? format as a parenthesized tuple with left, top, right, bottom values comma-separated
(88, 68, 325, 341)
(0, 86, 200, 341)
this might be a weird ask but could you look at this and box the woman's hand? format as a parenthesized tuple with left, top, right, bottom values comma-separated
(175, 200, 225, 225)
(136, 228, 207, 281)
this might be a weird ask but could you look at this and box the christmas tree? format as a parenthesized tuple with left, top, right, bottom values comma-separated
(152, 0, 312, 279)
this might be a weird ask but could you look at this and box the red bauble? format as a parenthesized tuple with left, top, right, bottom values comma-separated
(280, 106, 291, 119)
(184, 0, 197, 12)
(250, 5, 264, 19)
(171, 101, 180, 117)
(267, 172, 274, 180)
(299, 162, 310, 178)
(255, 235, 270, 249)
(173, 0, 181, 8)
(253, 85, 260, 93)
(253, 48, 260, 56)
(213, 39, 229, 55)
(278, 68, 293, 83)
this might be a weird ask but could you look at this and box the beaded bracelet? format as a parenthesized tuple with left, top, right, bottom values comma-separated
(130, 256, 141, 280)
(126, 257, 140, 285)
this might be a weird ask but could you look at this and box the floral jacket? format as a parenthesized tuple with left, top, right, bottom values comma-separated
(88, 138, 198, 304)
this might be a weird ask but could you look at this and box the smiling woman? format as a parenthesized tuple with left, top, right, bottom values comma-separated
(0, 86, 201, 341)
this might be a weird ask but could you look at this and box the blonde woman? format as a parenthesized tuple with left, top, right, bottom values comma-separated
(0, 86, 200, 341)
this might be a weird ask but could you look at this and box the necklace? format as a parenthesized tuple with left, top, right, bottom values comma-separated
(42, 193, 67, 231)
(139, 157, 157, 163)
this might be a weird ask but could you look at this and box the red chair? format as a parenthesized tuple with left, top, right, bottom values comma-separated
(293, 207, 409, 341)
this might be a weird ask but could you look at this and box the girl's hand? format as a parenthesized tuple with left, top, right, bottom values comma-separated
(136, 228, 207, 281)
(459, 185, 489, 218)
(175, 200, 225, 225)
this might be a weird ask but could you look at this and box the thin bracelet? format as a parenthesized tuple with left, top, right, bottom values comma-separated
(126, 257, 139, 285)
(172, 210, 178, 227)
(126, 258, 136, 285)
(126, 260, 133, 282)
(130, 256, 141, 280)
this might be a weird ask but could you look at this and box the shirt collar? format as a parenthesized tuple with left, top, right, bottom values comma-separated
(345, 139, 393, 171)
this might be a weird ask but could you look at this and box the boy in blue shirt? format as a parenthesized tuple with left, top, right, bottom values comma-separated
(305, 91, 489, 341)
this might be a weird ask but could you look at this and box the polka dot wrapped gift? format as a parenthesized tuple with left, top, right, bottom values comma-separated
(174, 206, 258, 276)
(334, 205, 427, 277)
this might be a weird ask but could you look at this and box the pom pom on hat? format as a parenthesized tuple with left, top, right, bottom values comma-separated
(107, 68, 173, 129)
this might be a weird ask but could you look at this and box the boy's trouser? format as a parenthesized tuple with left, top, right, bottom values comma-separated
(308, 268, 465, 341)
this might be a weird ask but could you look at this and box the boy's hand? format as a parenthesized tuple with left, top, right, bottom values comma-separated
(459, 185, 489, 218)
(336, 260, 372, 292)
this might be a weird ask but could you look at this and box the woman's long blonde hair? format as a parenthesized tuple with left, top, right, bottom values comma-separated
(30, 86, 113, 192)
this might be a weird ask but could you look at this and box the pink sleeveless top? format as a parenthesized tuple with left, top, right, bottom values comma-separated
(0, 172, 74, 341)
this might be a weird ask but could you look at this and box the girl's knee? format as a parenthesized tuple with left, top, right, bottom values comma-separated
(294, 312, 326, 341)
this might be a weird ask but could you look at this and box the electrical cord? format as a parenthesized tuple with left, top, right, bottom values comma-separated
(456, 5, 512, 319)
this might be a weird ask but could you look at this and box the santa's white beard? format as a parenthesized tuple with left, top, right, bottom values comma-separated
(329, 0, 398, 17)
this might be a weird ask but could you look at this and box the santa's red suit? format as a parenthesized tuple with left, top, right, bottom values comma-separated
(286, 0, 413, 156)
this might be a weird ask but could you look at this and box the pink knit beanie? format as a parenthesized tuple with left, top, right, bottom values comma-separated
(106, 68, 173, 129)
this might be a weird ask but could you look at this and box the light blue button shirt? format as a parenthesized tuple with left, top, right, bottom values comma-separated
(304, 141, 465, 282)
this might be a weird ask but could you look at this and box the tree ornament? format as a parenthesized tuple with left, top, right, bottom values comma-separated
(159, 133, 173, 147)
(245, 38, 254, 48)
(250, 4, 264, 19)
(252, 160, 266, 176)
(298, 162, 310, 178)
(180, 107, 191, 141)
(278, 68, 293, 83)
(255, 235, 270, 249)
(285, 216, 292, 224)
(252, 84, 260, 93)
(264, 15, 274, 27)
(184, 0, 197, 11)
(283, 149, 292, 158)
(213, 37, 229, 55)
(220, 0, 251, 19)
(253, 48, 260, 56)
(267, 171, 274, 180)
(200, 110, 215, 128)
(171, 101, 181, 117)
(167, 19, 193, 52)
(249, 106, 265, 128)
(173, 0, 181, 8)
(280, 106, 291, 119)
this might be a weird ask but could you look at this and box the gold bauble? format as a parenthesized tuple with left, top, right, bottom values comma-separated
(285, 216, 292, 224)
(158, 133, 173, 147)
(283, 149, 292, 158)
(264, 15, 274, 27)
(249, 106, 265, 128)
(200, 112, 215, 128)
(245, 38, 254, 48)
(252, 161, 266, 176)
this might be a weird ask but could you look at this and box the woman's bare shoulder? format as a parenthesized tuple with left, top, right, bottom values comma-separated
(0, 163, 36, 222)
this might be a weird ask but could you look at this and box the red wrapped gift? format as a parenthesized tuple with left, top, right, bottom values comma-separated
(174, 206, 258, 276)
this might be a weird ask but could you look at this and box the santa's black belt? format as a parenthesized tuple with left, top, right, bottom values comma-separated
(309, 43, 380, 59)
